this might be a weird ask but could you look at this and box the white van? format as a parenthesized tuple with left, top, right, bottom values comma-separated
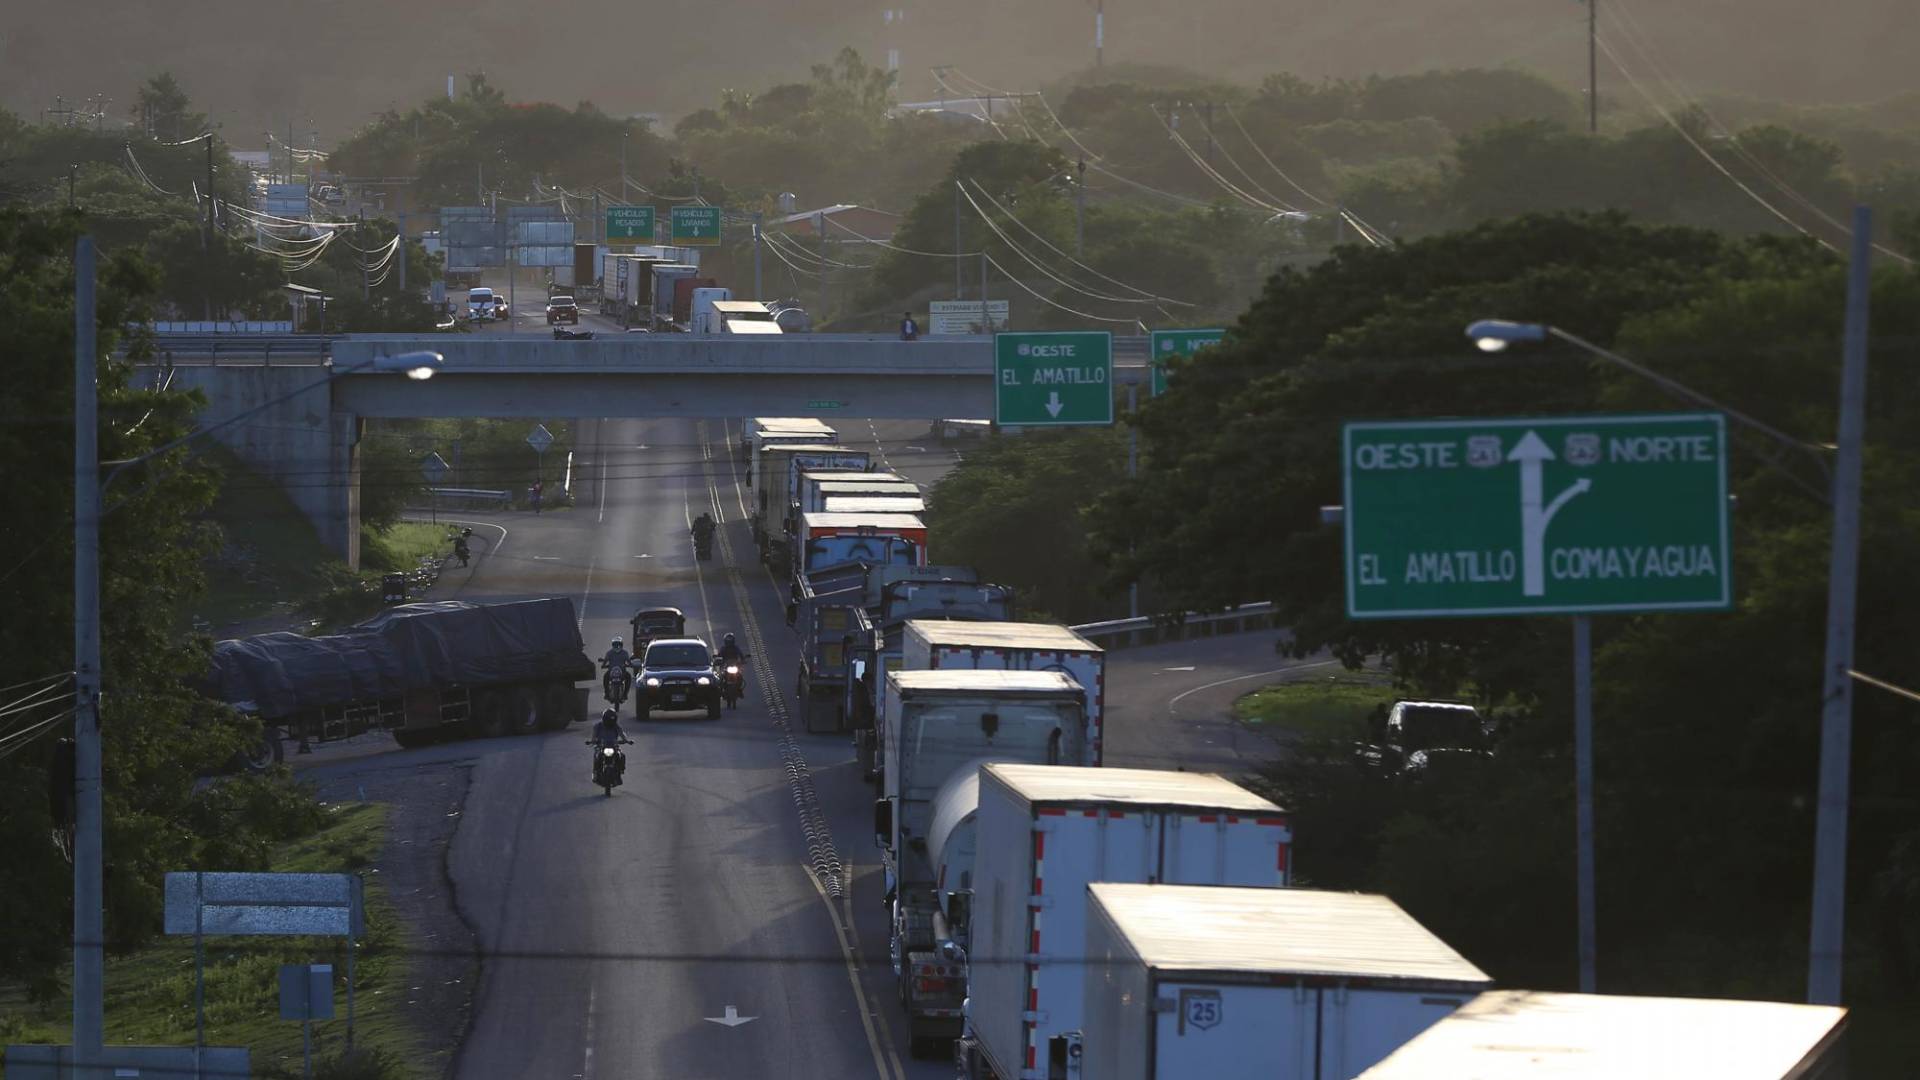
(467, 287, 495, 321)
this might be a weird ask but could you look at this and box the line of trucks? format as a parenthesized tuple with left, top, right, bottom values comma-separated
(741, 417, 1849, 1080)
(595, 246, 810, 333)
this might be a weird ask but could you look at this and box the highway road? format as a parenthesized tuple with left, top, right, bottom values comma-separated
(294, 409, 1303, 1078)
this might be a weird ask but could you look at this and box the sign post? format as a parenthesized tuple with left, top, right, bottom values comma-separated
(421, 452, 450, 524)
(994, 332, 1114, 426)
(605, 205, 655, 244)
(1342, 412, 1731, 993)
(1148, 328, 1224, 396)
(670, 205, 723, 247)
(526, 424, 554, 513)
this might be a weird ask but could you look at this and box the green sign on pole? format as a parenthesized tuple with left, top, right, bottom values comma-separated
(670, 205, 723, 247)
(995, 332, 1114, 426)
(1148, 329, 1224, 396)
(605, 205, 655, 243)
(1343, 413, 1730, 618)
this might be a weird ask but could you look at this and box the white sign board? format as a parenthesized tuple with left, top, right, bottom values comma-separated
(929, 299, 1010, 335)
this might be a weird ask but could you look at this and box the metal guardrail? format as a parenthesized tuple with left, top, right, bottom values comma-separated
(1071, 602, 1277, 650)
(427, 487, 511, 508)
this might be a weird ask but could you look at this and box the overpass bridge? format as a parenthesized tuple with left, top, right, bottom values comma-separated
(143, 334, 1156, 566)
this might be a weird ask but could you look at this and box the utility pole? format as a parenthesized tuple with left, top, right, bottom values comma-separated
(397, 211, 407, 293)
(621, 129, 629, 196)
(360, 209, 370, 300)
(753, 211, 764, 299)
(1808, 206, 1874, 1005)
(1095, 0, 1105, 68)
(1075, 158, 1086, 257)
(816, 209, 828, 322)
(1588, 0, 1599, 135)
(979, 252, 992, 332)
(67, 164, 77, 208)
(1127, 381, 1139, 618)
(954, 181, 964, 299)
(693, 166, 702, 202)
(477, 162, 484, 205)
(204, 136, 216, 320)
(287, 119, 294, 185)
(72, 234, 106, 1080)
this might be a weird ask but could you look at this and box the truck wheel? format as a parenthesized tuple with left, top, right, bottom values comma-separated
(509, 685, 543, 735)
(234, 727, 284, 773)
(472, 688, 511, 739)
(541, 682, 575, 731)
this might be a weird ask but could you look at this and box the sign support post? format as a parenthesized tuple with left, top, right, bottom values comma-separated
(1573, 615, 1596, 992)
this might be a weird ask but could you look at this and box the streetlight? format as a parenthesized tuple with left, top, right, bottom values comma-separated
(69, 233, 439, 1073)
(1468, 202, 1871, 1008)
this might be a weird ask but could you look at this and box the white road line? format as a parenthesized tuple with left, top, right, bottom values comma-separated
(1166, 661, 1338, 713)
(597, 420, 610, 525)
(581, 981, 598, 1080)
(576, 555, 597, 631)
(807, 867, 903, 1080)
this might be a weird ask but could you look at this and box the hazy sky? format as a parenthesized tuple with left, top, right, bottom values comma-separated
(5, 0, 1913, 147)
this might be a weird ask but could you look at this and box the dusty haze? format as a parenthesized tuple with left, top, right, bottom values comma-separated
(4, 0, 1913, 146)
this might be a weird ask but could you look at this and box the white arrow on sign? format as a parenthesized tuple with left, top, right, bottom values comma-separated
(1508, 430, 1592, 597)
(703, 1005, 757, 1028)
(1045, 391, 1065, 418)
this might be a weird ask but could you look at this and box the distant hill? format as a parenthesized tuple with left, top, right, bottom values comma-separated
(4, 0, 1913, 149)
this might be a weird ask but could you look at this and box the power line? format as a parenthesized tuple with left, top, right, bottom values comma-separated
(963, 180, 1180, 310)
(1222, 103, 1331, 210)
(982, 252, 1144, 326)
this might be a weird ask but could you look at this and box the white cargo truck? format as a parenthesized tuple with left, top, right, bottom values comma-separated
(802, 474, 919, 515)
(876, 670, 1088, 1058)
(959, 765, 1294, 1080)
(1067, 884, 1491, 1080)
(900, 620, 1107, 765)
(1357, 990, 1847, 1080)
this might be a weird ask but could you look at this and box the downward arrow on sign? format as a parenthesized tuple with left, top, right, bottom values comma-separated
(704, 1005, 757, 1028)
(1045, 391, 1065, 418)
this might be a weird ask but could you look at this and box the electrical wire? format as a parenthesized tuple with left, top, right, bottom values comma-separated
(928, 68, 1013, 141)
(815, 215, 983, 259)
(1222, 103, 1331, 209)
(961, 181, 1164, 309)
(1595, 33, 1841, 256)
(963, 179, 1195, 306)
(764, 230, 876, 271)
(0, 672, 71, 699)
(1190, 110, 1302, 214)
(1603, 1, 1912, 266)
(0, 690, 76, 727)
(0, 708, 74, 764)
(982, 252, 1143, 326)
(1152, 104, 1289, 214)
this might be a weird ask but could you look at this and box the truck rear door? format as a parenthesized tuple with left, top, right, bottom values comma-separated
(1152, 980, 1308, 1078)
(1316, 987, 1470, 1079)
(1159, 812, 1293, 887)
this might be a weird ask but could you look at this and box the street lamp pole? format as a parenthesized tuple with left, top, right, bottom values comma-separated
(67, 232, 441, 1071)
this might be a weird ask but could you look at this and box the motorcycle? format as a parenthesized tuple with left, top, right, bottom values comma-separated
(601, 660, 633, 707)
(719, 662, 745, 709)
(453, 539, 471, 568)
(694, 534, 713, 562)
(588, 737, 634, 795)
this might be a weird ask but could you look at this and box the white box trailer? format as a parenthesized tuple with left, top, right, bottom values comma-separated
(1356, 990, 1847, 1080)
(902, 620, 1106, 765)
(964, 765, 1293, 1080)
(804, 475, 920, 514)
(1076, 884, 1491, 1080)
(824, 495, 926, 515)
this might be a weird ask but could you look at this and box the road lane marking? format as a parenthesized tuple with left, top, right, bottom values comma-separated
(1166, 661, 1338, 713)
(807, 868, 903, 1080)
(703, 1005, 758, 1027)
(581, 981, 597, 1080)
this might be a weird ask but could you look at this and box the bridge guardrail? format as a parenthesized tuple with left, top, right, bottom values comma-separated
(1071, 601, 1277, 650)
(427, 487, 511, 509)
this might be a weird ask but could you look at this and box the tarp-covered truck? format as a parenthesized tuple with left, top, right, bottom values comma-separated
(206, 598, 594, 765)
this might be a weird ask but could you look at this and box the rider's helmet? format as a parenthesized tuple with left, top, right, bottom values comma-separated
(601, 707, 617, 723)
(611, 636, 623, 649)
(723, 633, 737, 647)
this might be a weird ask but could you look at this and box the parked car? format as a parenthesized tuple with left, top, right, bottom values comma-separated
(1355, 700, 1494, 778)
(546, 295, 580, 324)
(634, 637, 722, 720)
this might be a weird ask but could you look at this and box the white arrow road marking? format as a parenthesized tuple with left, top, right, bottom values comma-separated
(1045, 391, 1065, 418)
(703, 1005, 757, 1028)
(631, 553, 652, 559)
(1162, 666, 1198, 672)
(1508, 430, 1592, 597)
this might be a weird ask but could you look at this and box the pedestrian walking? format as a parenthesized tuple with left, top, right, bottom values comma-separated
(899, 311, 919, 341)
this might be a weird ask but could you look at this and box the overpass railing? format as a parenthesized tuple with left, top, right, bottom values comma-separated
(1071, 602, 1277, 650)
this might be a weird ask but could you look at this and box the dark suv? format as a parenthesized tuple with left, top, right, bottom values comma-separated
(546, 295, 579, 324)
(1355, 700, 1494, 779)
(636, 638, 722, 720)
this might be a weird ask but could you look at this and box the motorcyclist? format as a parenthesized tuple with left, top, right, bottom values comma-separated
(717, 633, 746, 666)
(601, 636, 634, 698)
(452, 529, 472, 567)
(692, 512, 716, 546)
(589, 707, 629, 785)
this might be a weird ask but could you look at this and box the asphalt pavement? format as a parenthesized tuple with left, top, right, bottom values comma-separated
(294, 413, 1306, 1079)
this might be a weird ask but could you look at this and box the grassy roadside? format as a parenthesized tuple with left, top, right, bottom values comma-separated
(361, 521, 452, 572)
(0, 804, 422, 1080)
(1234, 675, 1397, 740)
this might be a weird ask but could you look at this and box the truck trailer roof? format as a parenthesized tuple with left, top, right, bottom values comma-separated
(983, 763, 1280, 814)
(908, 619, 1102, 653)
(1089, 882, 1490, 985)
(888, 669, 1084, 696)
(1357, 990, 1847, 1080)
(755, 417, 836, 432)
(800, 512, 926, 530)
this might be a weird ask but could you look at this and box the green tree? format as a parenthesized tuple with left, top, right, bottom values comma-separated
(0, 206, 318, 996)
(133, 72, 208, 142)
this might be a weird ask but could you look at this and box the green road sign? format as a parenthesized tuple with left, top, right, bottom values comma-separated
(606, 205, 655, 243)
(1343, 413, 1730, 618)
(671, 205, 723, 246)
(807, 399, 844, 410)
(1148, 329, 1224, 396)
(995, 332, 1114, 426)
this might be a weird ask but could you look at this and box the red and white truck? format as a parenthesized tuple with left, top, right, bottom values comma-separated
(957, 765, 1293, 1080)
(1067, 884, 1491, 1080)
(899, 620, 1107, 764)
